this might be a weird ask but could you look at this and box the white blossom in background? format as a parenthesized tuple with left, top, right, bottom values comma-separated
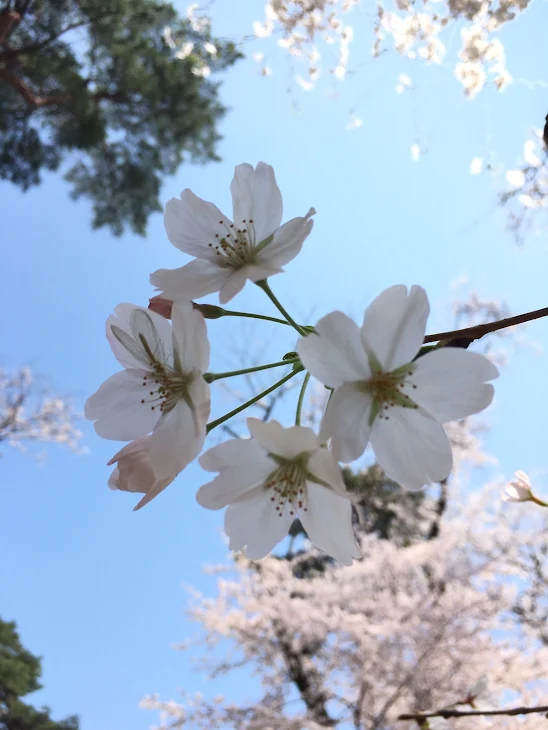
(197, 418, 361, 564)
(251, 0, 529, 97)
(151, 162, 315, 304)
(108, 436, 178, 510)
(500, 132, 548, 241)
(502, 470, 536, 503)
(0, 366, 82, 456)
(85, 302, 210, 482)
(411, 142, 421, 161)
(346, 114, 363, 129)
(470, 156, 483, 174)
(142, 484, 548, 730)
(395, 73, 412, 93)
(297, 285, 498, 489)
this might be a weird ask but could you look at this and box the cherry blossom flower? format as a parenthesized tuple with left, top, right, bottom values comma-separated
(196, 418, 361, 565)
(151, 162, 315, 305)
(85, 302, 210, 479)
(297, 285, 499, 489)
(107, 436, 178, 511)
(503, 471, 534, 503)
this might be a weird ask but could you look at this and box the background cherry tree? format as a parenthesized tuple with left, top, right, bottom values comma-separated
(164, 0, 548, 241)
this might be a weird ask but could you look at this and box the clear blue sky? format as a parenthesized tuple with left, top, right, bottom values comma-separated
(2, 1, 548, 728)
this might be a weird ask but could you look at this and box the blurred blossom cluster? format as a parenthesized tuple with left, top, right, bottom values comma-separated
(250, 0, 523, 96)
(0, 367, 82, 456)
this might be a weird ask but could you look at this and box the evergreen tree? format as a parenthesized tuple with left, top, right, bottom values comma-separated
(0, 0, 241, 235)
(0, 617, 79, 730)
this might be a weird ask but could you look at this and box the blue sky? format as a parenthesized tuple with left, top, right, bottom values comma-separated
(2, 1, 548, 728)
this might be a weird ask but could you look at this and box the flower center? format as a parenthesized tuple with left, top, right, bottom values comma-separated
(208, 218, 262, 269)
(138, 338, 191, 414)
(265, 454, 310, 517)
(359, 361, 419, 425)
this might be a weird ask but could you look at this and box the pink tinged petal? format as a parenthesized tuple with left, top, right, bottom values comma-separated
(85, 370, 159, 440)
(406, 348, 499, 422)
(360, 285, 430, 371)
(171, 301, 210, 372)
(219, 268, 248, 304)
(197, 442, 272, 510)
(320, 384, 372, 462)
(300, 484, 361, 565)
(150, 259, 231, 302)
(150, 399, 205, 479)
(148, 296, 173, 319)
(133, 476, 176, 511)
(297, 311, 371, 389)
(164, 189, 231, 258)
(370, 407, 452, 490)
(257, 210, 315, 270)
(224, 486, 294, 559)
(230, 162, 283, 242)
(107, 436, 176, 510)
(308, 448, 347, 494)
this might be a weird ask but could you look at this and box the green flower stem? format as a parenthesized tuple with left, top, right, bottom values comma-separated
(206, 369, 301, 433)
(255, 279, 308, 336)
(532, 495, 548, 508)
(204, 359, 298, 383)
(295, 372, 311, 426)
(222, 308, 292, 326)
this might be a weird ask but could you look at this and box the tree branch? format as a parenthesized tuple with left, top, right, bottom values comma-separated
(424, 305, 548, 345)
(398, 704, 548, 720)
(0, 11, 20, 45)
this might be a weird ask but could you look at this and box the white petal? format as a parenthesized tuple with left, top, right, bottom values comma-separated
(230, 162, 283, 243)
(106, 303, 147, 369)
(406, 348, 499, 422)
(150, 259, 231, 302)
(360, 285, 429, 371)
(150, 400, 205, 479)
(199, 437, 271, 473)
(237, 262, 283, 283)
(224, 486, 293, 559)
(129, 307, 174, 365)
(187, 375, 211, 432)
(514, 470, 531, 490)
(320, 384, 372, 463)
(297, 311, 370, 388)
(370, 407, 452, 489)
(171, 301, 210, 373)
(85, 370, 159, 440)
(257, 210, 315, 269)
(247, 418, 318, 458)
(197, 444, 272, 510)
(219, 268, 248, 304)
(300, 484, 361, 565)
(308, 448, 347, 494)
(164, 189, 231, 258)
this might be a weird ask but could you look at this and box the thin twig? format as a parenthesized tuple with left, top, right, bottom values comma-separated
(424, 305, 548, 344)
(398, 704, 548, 720)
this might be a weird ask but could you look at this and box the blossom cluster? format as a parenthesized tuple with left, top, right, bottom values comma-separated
(250, 0, 524, 97)
(86, 161, 500, 565)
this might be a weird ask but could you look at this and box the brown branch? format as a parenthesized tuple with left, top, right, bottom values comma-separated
(0, 68, 126, 107)
(424, 305, 548, 345)
(398, 704, 548, 721)
(0, 11, 20, 45)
